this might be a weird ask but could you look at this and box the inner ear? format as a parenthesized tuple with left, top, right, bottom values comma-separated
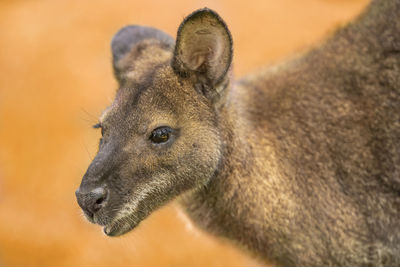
(111, 25, 173, 82)
(172, 8, 233, 86)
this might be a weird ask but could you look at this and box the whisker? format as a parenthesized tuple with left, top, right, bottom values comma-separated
(81, 140, 94, 161)
(79, 107, 98, 124)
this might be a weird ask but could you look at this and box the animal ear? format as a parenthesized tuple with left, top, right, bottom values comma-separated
(111, 25, 173, 81)
(172, 8, 233, 88)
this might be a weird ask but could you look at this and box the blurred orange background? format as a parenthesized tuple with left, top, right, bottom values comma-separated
(0, 0, 368, 266)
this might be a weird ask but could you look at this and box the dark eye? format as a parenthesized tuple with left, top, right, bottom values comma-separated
(150, 127, 172, 144)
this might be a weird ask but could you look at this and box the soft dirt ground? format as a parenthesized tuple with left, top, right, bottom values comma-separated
(0, 0, 368, 266)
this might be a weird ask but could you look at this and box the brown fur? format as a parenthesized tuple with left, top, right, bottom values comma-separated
(76, 1, 400, 266)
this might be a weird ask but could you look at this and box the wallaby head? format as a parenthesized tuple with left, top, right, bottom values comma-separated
(75, 8, 233, 236)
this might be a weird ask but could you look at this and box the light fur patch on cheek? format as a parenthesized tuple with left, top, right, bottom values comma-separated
(112, 176, 172, 223)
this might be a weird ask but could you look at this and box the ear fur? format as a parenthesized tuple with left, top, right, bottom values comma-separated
(172, 8, 233, 88)
(111, 25, 173, 81)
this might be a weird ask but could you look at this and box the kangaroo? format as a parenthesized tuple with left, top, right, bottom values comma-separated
(76, 0, 400, 266)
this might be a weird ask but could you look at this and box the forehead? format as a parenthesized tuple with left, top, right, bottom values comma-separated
(100, 64, 194, 130)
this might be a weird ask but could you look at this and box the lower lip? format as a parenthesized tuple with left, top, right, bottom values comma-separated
(103, 225, 117, 236)
(103, 220, 138, 237)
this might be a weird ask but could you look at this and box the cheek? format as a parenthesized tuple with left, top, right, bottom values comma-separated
(173, 128, 222, 182)
(116, 125, 222, 190)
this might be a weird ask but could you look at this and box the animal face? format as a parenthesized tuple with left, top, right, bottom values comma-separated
(75, 8, 233, 236)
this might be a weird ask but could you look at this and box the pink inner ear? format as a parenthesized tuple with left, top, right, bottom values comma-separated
(188, 51, 207, 70)
(210, 35, 224, 62)
(183, 31, 224, 71)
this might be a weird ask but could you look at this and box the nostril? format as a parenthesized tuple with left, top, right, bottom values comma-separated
(91, 187, 108, 213)
(95, 196, 105, 205)
(76, 187, 108, 217)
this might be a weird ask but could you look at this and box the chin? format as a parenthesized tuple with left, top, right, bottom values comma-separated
(102, 214, 142, 237)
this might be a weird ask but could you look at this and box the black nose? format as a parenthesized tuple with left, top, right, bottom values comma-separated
(75, 187, 108, 218)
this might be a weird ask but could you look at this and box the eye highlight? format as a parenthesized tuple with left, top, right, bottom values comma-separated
(150, 127, 172, 144)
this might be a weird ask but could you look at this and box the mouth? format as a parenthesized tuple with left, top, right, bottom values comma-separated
(103, 215, 140, 237)
(82, 210, 139, 237)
